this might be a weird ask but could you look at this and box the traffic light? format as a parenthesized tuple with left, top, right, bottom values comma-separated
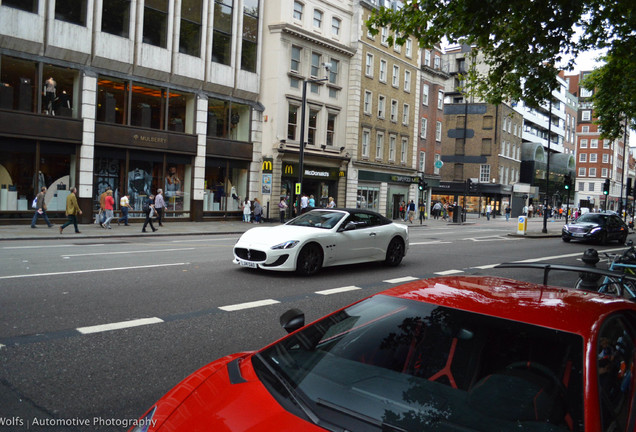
(564, 174, 571, 190)
(466, 178, 473, 194)
(418, 178, 427, 191)
(603, 178, 610, 195)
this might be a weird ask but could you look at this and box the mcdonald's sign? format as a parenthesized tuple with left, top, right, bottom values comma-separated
(284, 164, 294, 175)
(262, 158, 273, 173)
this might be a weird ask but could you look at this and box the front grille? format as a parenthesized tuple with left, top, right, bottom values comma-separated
(234, 247, 267, 262)
(569, 226, 589, 234)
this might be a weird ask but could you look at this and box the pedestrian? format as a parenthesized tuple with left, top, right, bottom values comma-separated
(102, 190, 115, 229)
(300, 194, 309, 214)
(407, 200, 416, 223)
(96, 186, 110, 226)
(59, 187, 82, 234)
(399, 201, 405, 220)
(528, 203, 534, 218)
(327, 197, 336, 208)
(486, 203, 492, 220)
(242, 198, 251, 222)
(31, 186, 54, 228)
(308, 194, 316, 209)
(253, 197, 263, 223)
(118, 193, 131, 226)
(142, 194, 158, 232)
(419, 201, 426, 224)
(442, 202, 449, 221)
(154, 188, 165, 227)
(433, 202, 442, 220)
(278, 197, 288, 223)
(505, 205, 511, 221)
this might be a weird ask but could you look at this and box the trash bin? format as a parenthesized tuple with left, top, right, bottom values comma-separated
(453, 206, 464, 223)
(517, 216, 527, 235)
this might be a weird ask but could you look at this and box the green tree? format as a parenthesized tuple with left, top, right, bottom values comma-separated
(367, 0, 635, 137)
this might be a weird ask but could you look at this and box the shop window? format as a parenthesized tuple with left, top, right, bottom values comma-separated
(93, 148, 124, 211)
(3, 0, 38, 13)
(179, 0, 202, 56)
(127, 151, 163, 212)
(212, 0, 233, 66)
(241, 0, 259, 72)
(55, 0, 87, 26)
(204, 158, 248, 213)
(0, 55, 38, 113)
(164, 156, 192, 216)
(97, 77, 128, 124)
(102, 0, 131, 38)
(357, 186, 379, 212)
(168, 90, 195, 133)
(229, 103, 250, 141)
(131, 83, 164, 129)
(42, 64, 79, 117)
(208, 98, 229, 138)
(143, 0, 168, 48)
(0, 141, 32, 210)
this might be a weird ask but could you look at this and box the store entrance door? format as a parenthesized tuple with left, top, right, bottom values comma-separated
(392, 194, 405, 220)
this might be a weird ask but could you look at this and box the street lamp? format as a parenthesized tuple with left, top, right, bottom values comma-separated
(297, 63, 331, 214)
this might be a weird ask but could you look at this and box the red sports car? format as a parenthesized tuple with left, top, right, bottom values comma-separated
(131, 276, 636, 432)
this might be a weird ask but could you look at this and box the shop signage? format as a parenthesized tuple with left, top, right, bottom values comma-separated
(262, 158, 273, 173)
(282, 163, 339, 180)
(133, 134, 168, 145)
(359, 170, 418, 184)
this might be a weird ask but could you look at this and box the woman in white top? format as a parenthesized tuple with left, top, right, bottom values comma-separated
(327, 197, 336, 208)
(242, 198, 251, 222)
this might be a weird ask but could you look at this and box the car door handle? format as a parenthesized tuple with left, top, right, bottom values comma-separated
(369, 232, 377, 237)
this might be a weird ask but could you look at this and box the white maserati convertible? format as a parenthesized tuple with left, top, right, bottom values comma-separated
(233, 208, 409, 275)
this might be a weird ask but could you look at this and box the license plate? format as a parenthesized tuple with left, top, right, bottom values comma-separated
(572, 233, 584, 237)
(238, 259, 257, 268)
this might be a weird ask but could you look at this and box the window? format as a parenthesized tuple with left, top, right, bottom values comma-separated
(424, 50, 431, 67)
(434, 153, 441, 174)
(591, 139, 598, 148)
(580, 87, 592, 97)
(313, 9, 322, 28)
(378, 95, 385, 118)
(582, 125, 590, 132)
(401, 138, 408, 164)
(422, 84, 429, 105)
(590, 153, 597, 163)
(402, 104, 409, 125)
(55, 0, 87, 26)
(365, 53, 374, 77)
(480, 164, 490, 183)
(589, 168, 596, 177)
(579, 153, 587, 162)
(102, 0, 131, 38)
(212, 0, 233, 65)
(435, 121, 442, 141)
(326, 113, 336, 147)
(362, 129, 370, 157)
(308, 109, 318, 145)
(437, 90, 444, 109)
(293, 1, 303, 20)
(143, 0, 174, 47)
(601, 168, 608, 177)
(390, 99, 398, 122)
(381, 27, 388, 45)
(328, 59, 339, 84)
(241, 0, 258, 72)
(179, 0, 203, 57)
(602, 154, 609, 163)
(419, 151, 425, 171)
(580, 139, 588, 148)
(389, 135, 396, 161)
(376, 132, 384, 159)
(287, 104, 299, 140)
(481, 138, 492, 155)
(331, 17, 340, 36)
(603, 140, 610, 149)
(502, 118, 507, 131)
(392, 65, 399, 87)
(578, 167, 586, 176)
(434, 55, 440, 69)
(420, 118, 428, 138)
(311, 52, 321, 77)
(291, 46, 301, 73)
(3, 0, 38, 13)
(404, 70, 411, 92)
(582, 110, 591, 121)
(379, 60, 387, 82)
(364, 91, 372, 115)
(405, 38, 412, 57)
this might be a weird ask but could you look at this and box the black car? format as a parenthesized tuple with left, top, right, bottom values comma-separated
(562, 212, 629, 244)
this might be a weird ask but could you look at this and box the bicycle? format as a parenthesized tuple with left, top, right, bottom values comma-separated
(570, 244, 636, 299)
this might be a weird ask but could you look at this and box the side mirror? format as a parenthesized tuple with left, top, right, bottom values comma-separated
(340, 221, 357, 231)
(280, 308, 305, 333)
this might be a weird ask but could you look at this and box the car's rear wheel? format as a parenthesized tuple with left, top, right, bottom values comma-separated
(619, 233, 628, 244)
(296, 243, 323, 276)
(599, 231, 608, 245)
(385, 237, 405, 266)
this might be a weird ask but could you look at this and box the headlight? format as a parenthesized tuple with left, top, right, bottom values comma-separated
(590, 227, 601, 234)
(130, 406, 156, 432)
(271, 240, 300, 250)
(563, 226, 570, 232)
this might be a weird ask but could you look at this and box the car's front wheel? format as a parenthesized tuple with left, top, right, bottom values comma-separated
(562, 236, 571, 242)
(296, 243, 323, 276)
(385, 237, 405, 266)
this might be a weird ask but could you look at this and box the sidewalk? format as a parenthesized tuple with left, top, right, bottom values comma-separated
(0, 215, 564, 241)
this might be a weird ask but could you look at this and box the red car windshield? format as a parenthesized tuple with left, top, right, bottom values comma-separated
(254, 295, 585, 431)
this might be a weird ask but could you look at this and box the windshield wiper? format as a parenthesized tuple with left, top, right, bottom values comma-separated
(317, 398, 408, 432)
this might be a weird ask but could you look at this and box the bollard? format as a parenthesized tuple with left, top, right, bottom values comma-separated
(577, 248, 602, 291)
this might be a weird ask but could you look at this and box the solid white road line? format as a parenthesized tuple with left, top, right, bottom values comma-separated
(410, 241, 452, 245)
(435, 270, 464, 275)
(171, 237, 237, 243)
(383, 276, 419, 284)
(77, 317, 164, 334)
(316, 286, 361, 295)
(0, 262, 189, 280)
(219, 299, 280, 312)
(3, 244, 105, 249)
(472, 264, 500, 269)
(61, 247, 194, 257)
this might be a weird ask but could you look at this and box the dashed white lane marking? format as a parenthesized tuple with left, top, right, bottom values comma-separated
(171, 237, 237, 243)
(77, 317, 164, 334)
(0, 262, 189, 280)
(472, 264, 499, 269)
(3, 244, 105, 249)
(410, 241, 452, 245)
(316, 286, 361, 295)
(435, 269, 464, 275)
(61, 248, 194, 257)
(219, 299, 280, 311)
(464, 236, 513, 242)
(383, 276, 419, 284)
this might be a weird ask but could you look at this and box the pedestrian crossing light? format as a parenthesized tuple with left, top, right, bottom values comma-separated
(603, 178, 610, 195)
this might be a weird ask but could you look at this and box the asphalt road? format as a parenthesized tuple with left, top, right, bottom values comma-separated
(0, 223, 630, 431)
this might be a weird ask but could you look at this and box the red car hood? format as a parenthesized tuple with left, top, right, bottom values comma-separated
(147, 352, 325, 432)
